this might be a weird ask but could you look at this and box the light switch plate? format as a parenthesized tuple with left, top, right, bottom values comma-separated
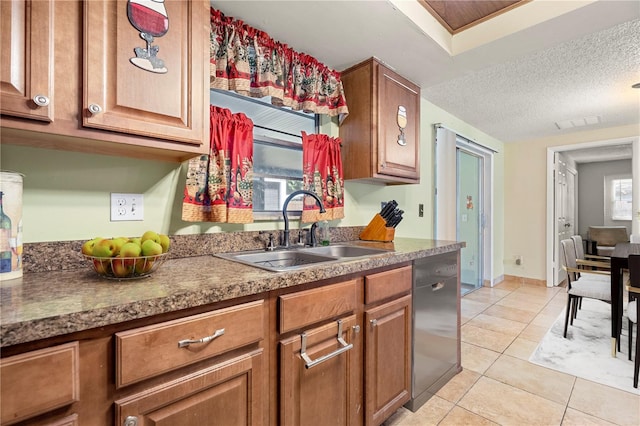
(110, 193, 144, 221)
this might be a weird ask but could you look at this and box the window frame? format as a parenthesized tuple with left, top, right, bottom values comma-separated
(604, 173, 632, 222)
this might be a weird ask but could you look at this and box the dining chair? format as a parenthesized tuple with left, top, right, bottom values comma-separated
(571, 235, 611, 269)
(560, 239, 612, 338)
(626, 254, 639, 388)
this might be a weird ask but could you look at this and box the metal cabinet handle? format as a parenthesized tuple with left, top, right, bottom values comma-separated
(32, 95, 50, 107)
(123, 416, 138, 426)
(432, 282, 445, 291)
(300, 319, 353, 369)
(370, 319, 378, 327)
(178, 328, 225, 348)
(88, 103, 103, 115)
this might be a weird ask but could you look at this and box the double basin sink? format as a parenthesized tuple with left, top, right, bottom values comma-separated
(215, 244, 392, 272)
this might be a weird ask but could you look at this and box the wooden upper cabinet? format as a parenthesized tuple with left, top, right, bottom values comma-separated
(83, 0, 208, 145)
(0, 0, 54, 122)
(340, 58, 420, 184)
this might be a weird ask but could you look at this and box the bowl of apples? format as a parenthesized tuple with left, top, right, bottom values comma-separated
(82, 231, 170, 280)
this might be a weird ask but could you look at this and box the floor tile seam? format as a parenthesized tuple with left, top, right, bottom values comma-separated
(446, 404, 498, 426)
(437, 368, 483, 406)
(457, 376, 567, 426)
(485, 353, 576, 407)
(475, 374, 568, 415)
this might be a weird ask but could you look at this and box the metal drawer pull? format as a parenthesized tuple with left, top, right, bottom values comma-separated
(432, 282, 445, 291)
(178, 328, 225, 348)
(300, 319, 353, 369)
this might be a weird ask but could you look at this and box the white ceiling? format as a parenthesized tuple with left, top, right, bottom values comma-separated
(211, 0, 640, 161)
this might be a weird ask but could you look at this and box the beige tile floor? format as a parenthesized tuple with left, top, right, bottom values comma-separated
(384, 277, 640, 426)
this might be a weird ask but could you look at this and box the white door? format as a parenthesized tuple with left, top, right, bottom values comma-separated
(554, 152, 577, 285)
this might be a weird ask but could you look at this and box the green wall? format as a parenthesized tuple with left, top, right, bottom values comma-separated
(0, 98, 506, 280)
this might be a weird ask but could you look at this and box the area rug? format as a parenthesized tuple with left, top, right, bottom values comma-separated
(529, 298, 639, 395)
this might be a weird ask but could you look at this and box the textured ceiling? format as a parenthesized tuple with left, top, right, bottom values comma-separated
(211, 0, 640, 156)
(423, 18, 640, 143)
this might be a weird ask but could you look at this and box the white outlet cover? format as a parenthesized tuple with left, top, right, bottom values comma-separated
(110, 193, 144, 221)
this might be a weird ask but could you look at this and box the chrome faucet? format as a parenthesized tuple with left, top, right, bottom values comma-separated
(281, 190, 326, 248)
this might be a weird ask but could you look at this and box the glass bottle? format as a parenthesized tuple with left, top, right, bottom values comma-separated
(320, 220, 330, 246)
(0, 192, 12, 273)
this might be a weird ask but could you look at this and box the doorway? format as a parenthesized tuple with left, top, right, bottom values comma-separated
(434, 124, 494, 294)
(457, 148, 484, 295)
(545, 137, 639, 287)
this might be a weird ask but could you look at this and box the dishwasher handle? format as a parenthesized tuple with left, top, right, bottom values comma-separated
(431, 282, 445, 291)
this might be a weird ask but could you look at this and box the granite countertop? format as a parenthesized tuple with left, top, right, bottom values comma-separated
(0, 235, 463, 348)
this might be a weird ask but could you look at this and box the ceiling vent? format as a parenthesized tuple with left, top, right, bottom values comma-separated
(555, 116, 602, 130)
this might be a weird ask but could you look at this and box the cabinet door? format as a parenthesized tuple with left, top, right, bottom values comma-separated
(83, 0, 208, 145)
(115, 349, 264, 426)
(376, 66, 420, 181)
(0, 0, 54, 121)
(365, 295, 411, 426)
(280, 315, 360, 426)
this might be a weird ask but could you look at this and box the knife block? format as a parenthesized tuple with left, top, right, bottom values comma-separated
(359, 214, 395, 242)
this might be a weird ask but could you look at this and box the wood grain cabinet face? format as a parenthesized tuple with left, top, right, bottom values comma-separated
(0, 342, 79, 425)
(115, 349, 264, 426)
(340, 58, 420, 184)
(83, 0, 208, 145)
(364, 295, 412, 426)
(0, 0, 54, 122)
(115, 300, 264, 388)
(279, 315, 360, 426)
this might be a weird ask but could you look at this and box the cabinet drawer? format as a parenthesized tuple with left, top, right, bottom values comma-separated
(116, 300, 264, 388)
(365, 266, 412, 304)
(279, 280, 358, 334)
(1, 342, 79, 425)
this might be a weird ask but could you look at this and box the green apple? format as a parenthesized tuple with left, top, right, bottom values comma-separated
(112, 237, 129, 256)
(141, 239, 163, 257)
(129, 237, 142, 247)
(82, 237, 103, 256)
(159, 234, 170, 253)
(120, 242, 142, 258)
(141, 230, 161, 244)
(112, 256, 133, 278)
(135, 257, 154, 274)
(92, 239, 117, 258)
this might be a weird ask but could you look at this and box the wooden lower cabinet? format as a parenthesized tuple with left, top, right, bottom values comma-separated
(279, 315, 361, 426)
(0, 342, 79, 425)
(115, 349, 264, 426)
(364, 295, 412, 426)
(0, 261, 444, 426)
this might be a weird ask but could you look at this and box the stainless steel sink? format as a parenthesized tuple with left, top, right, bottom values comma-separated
(298, 244, 391, 258)
(215, 249, 338, 272)
(215, 244, 392, 272)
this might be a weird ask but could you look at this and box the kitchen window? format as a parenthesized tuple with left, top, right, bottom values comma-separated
(210, 90, 318, 220)
(605, 174, 632, 221)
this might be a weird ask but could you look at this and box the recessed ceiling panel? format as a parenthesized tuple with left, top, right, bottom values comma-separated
(419, 0, 527, 33)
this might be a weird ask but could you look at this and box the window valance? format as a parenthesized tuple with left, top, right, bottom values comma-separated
(210, 7, 349, 121)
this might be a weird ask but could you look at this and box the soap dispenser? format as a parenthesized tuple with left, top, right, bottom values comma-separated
(320, 220, 330, 246)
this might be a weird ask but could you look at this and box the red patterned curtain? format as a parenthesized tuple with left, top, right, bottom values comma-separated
(301, 132, 345, 222)
(182, 106, 254, 223)
(210, 7, 349, 122)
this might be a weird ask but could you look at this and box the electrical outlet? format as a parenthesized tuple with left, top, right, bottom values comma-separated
(418, 204, 424, 217)
(111, 193, 144, 221)
(515, 255, 523, 266)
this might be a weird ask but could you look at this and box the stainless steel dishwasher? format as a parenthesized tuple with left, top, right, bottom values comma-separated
(405, 252, 460, 411)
